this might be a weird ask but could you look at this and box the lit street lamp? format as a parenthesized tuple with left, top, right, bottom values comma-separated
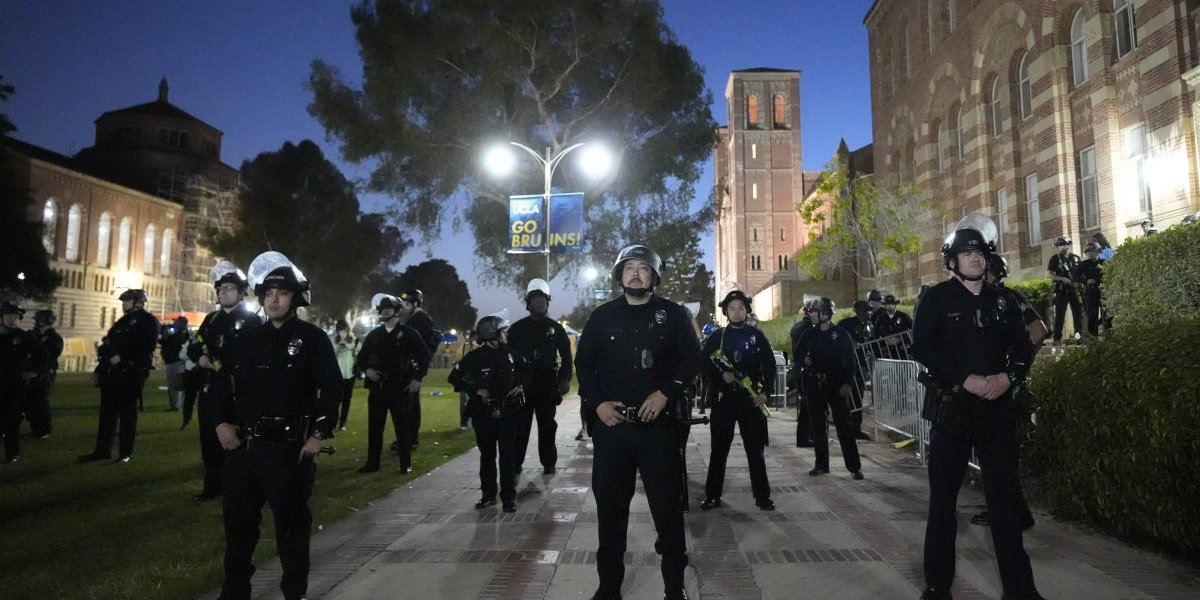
(483, 141, 614, 279)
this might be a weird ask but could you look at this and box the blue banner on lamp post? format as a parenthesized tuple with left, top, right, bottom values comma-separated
(508, 193, 585, 254)
(548, 192, 583, 253)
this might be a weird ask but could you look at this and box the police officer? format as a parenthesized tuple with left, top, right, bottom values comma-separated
(1047, 236, 1082, 344)
(27, 309, 62, 438)
(216, 251, 341, 600)
(865, 288, 884, 321)
(508, 278, 572, 474)
(78, 289, 159, 463)
(449, 314, 528, 512)
(795, 297, 863, 479)
(160, 315, 190, 412)
(575, 244, 699, 600)
(1, 301, 46, 463)
(789, 296, 818, 447)
(1075, 242, 1105, 337)
(912, 214, 1044, 600)
(699, 289, 776, 512)
(837, 301, 875, 441)
(187, 260, 260, 501)
(397, 288, 438, 450)
(355, 293, 430, 474)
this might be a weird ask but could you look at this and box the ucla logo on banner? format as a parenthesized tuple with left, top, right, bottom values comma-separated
(509, 195, 545, 254)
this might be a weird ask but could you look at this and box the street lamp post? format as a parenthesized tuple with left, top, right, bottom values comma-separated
(509, 142, 587, 279)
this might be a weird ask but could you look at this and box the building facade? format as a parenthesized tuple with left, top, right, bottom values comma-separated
(865, 0, 1200, 295)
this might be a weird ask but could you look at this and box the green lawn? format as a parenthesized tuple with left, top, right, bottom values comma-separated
(0, 369, 476, 600)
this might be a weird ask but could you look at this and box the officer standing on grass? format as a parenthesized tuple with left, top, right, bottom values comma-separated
(698, 289, 776, 512)
(795, 297, 863, 480)
(187, 260, 260, 502)
(508, 278, 572, 474)
(1, 300, 46, 463)
(396, 289, 438, 451)
(355, 293, 430, 474)
(27, 309, 62, 438)
(78, 289, 159, 464)
(575, 244, 699, 600)
(1047, 236, 1082, 344)
(216, 251, 341, 600)
(1075, 242, 1105, 337)
(911, 213, 1044, 600)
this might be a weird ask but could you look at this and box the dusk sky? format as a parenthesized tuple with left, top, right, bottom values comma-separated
(0, 0, 876, 322)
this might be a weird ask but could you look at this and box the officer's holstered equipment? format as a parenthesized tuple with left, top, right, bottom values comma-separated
(918, 372, 987, 442)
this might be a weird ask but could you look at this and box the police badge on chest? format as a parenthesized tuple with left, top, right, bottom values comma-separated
(287, 338, 304, 356)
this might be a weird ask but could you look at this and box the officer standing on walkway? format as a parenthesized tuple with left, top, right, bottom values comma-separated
(187, 260, 259, 502)
(397, 289, 438, 450)
(789, 296, 817, 447)
(508, 278, 572, 474)
(837, 300, 875, 441)
(698, 289, 776, 512)
(1, 300, 46, 463)
(27, 309, 62, 438)
(795, 297, 863, 480)
(576, 244, 699, 600)
(216, 251, 342, 600)
(355, 293, 430, 474)
(912, 213, 1044, 600)
(1047, 236, 1082, 344)
(78, 289, 159, 463)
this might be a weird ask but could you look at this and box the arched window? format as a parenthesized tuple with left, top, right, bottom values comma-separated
(1018, 52, 1032, 119)
(116, 217, 132, 270)
(1071, 11, 1088, 86)
(936, 122, 947, 172)
(953, 107, 965, 159)
(65, 204, 82, 262)
(989, 78, 1004, 136)
(159, 229, 174, 276)
(42, 199, 58, 254)
(1114, 0, 1137, 58)
(143, 224, 157, 274)
(96, 212, 113, 267)
(746, 95, 759, 128)
(772, 94, 786, 128)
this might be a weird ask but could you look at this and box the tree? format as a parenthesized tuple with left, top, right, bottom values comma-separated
(308, 0, 717, 292)
(0, 76, 60, 301)
(389, 259, 478, 332)
(794, 146, 928, 286)
(207, 140, 407, 319)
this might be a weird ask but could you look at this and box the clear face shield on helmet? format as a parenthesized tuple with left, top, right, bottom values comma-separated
(247, 251, 310, 310)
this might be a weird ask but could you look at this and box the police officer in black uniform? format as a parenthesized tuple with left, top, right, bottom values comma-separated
(1, 301, 47, 463)
(1075, 242, 1105, 337)
(215, 251, 341, 600)
(837, 300, 875, 441)
(27, 309, 62, 438)
(1047, 236, 1082, 343)
(575, 244, 699, 600)
(789, 296, 818, 447)
(397, 289, 438, 450)
(508, 278, 573, 474)
(698, 289, 776, 512)
(78, 289, 159, 463)
(449, 314, 528, 512)
(187, 260, 260, 501)
(795, 297, 863, 479)
(912, 214, 1044, 600)
(355, 293, 430, 474)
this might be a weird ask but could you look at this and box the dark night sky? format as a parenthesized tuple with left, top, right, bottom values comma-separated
(0, 0, 875, 322)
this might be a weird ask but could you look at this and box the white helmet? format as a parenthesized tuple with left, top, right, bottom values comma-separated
(247, 251, 311, 307)
(525, 278, 551, 302)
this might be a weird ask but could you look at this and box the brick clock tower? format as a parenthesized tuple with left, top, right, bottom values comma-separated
(714, 68, 805, 307)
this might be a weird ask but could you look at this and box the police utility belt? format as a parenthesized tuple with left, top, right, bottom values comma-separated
(240, 416, 307, 445)
(918, 373, 995, 442)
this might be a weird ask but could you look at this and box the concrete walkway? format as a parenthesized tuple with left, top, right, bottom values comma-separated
(204, 397, 1200, 600)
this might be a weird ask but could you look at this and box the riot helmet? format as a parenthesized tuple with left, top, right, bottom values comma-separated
(865, 289, 883, 304)
(0, 301, 24, 318)
(985, 253, 1009, 281)
(371, 293, 401, 312)
(1053, 236, 1072, 248)
(811, 297, 835, 318)
(34, 309, 56, 326)
(718, 289, 752, 314)
(525, 278, 551, 302)
(474, 314, 510, 342)
(852, 300, 871, 316)
(941, 212, 998, 281)
(210, 259, 249, 291)
(399, 289, 423, 307)
(247, 251, 310, 308)
(611, 244, 661, 294)
(118, 289, 149, 304)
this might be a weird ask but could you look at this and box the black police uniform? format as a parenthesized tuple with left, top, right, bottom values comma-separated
(1, 324, 47, 461)
(795, 322, 862, 475)
(188, 304, 260, 498)
(88, 307, 159, 460)
(575, 294, 699, 595)
(1047, 251, 1082, 342)
(910, 277, 1040, 599)
(449, 342, 528, 507)
(401, 308, 439, 448)
(26, 325, 62, 437)
(220, 315, 341, 600)
(1074, 257, 1104, 336)
(836, 315, 874, 436)
(789, 317, 814, 446)
(700, 322, 774, 505)
(507, 314, 572, 472)
(161, 322, 190, 410)
(355, 321, 431, 471)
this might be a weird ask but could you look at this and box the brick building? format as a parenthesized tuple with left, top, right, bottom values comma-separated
(4, 80, 240, 369)
(865, 0, 1200, 296)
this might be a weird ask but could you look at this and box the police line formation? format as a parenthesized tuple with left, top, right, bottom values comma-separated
(0, 212, 1076, 600)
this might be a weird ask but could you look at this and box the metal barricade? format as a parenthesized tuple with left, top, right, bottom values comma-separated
(870, 358, 930, 464)
(772, 352, 790, 409)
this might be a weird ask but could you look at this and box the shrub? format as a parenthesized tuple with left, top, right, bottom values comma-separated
(1006, 277, 1051, 322)
(1026, 317, 1200, 559)
(1102, 224, 1200, 329)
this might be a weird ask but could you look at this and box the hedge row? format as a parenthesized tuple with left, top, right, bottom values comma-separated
(1102, 224, 1200, 329)
(1026, 317, 1200, 559)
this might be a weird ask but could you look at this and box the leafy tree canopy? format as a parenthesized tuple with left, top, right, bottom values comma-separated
(308, 0, 717, 291)
(207, 140, 408, 319)
(382, 259, 479, 332)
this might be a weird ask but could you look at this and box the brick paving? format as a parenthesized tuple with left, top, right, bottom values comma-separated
(202, 396, 1200, 600)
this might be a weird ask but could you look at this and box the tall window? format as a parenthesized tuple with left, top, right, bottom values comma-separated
(746, 95, 759, 127)
(996, 188, 1009, 250)
(143, 224, 156, 274)
(772, 94, 786, 128)
(1018, 52, 1032, 119)
(989, 78, 1004, 135)
(159, 229, 174, 276)
(1124, 124, 1151, 214)
(65, 204, 82, 262)
(1071, 12, 1089, 86)
(42, 199, 57, 253)
(96, 212, 113, 267)
(116, 217, 132, 270)
(954, 107, 965, 159)
(947, 0, 956, 33)
(1078, 147, 1100, 229)
(1025, 174, 1041, 246)
(936, 122, 947, 172)
(1114, 0, 1137, 59)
